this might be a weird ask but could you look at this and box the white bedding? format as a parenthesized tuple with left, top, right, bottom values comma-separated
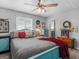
(11, 38, 56, 59)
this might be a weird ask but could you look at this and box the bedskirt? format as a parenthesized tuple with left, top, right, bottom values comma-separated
(28, 46, 60, 59)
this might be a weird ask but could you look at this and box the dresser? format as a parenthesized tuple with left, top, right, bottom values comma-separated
(0, 36, 10, 54)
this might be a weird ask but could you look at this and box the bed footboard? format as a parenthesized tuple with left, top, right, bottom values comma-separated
(28, 46, 61, 59)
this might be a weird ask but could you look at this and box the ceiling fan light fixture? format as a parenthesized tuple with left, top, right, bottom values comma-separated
(38, 8, 46, 13)
(38, 8, 41, 13)
(24, 0, 58, 13)
(41, 8, 46, 13)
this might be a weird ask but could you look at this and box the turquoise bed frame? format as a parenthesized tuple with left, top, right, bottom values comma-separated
(28, 46, 62, 59)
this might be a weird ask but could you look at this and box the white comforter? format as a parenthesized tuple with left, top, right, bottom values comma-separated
(11, 38, 56, 59)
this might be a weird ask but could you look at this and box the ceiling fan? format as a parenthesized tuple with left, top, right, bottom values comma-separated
(24, 0, 58, 13)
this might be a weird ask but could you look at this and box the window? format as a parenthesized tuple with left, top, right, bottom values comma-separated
(16, 17, 32, 30)
(51, 20, 55, 30)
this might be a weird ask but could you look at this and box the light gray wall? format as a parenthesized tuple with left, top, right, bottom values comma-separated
(0, 7, 46, 32)
(47, 8, 79, 49)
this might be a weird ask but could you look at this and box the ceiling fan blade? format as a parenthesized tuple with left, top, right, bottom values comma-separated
(39, 0, 47, 3)
(38, 0, 41, 3)
(37, 0, 41, 6)
(44, 3, 58, 7)
(32, 8, 39, 12)
(24, 3, 36, 6)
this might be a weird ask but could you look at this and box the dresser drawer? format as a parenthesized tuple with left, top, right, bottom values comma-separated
(0, 36, 10, 54)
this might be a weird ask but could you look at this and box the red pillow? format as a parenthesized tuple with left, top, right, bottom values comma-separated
(18, 32, 26, 38)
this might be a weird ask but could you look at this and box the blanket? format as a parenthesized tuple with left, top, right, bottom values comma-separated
(39, 37, 69, 59)
(11, 38, 56, 59)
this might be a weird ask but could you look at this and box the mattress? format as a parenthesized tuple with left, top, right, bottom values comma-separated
(11, 38, 56, 59)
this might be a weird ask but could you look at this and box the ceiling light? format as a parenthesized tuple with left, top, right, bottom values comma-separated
(38, 8, 46, 13)
(24, 0, 58, 13)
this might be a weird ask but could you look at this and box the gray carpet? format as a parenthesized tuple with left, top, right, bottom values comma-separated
(0, 56, 9, 59)
(0, 53, 10, 59)
(69, 49, 79, 59)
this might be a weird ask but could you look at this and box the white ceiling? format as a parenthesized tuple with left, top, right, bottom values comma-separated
(0, 0, 79, 17)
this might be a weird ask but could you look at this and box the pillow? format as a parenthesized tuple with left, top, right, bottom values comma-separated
(10, 32, 14, 38)
(28, 32, 33, 37)
(25, 32, 29, 38)
(25, 32, 33, 38)
(13, 32, 18, 38)
(18, 32, 26, 38)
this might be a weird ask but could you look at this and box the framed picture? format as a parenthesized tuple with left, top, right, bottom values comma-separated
(0, 19, 9, 33)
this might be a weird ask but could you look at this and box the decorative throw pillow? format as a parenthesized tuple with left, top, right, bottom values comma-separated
(13, 32, 18, 38)
(25, 32, 33, 38)
(18, 32, 26, 38)
(28, 32, 33, 37)
(10, 32, 14, 38)
(25, 32, 29, 38)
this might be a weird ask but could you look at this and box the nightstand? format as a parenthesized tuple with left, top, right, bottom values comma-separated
(0, 36, 10, 54)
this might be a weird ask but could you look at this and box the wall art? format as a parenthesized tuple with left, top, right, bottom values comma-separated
(0, 19, 9, 33)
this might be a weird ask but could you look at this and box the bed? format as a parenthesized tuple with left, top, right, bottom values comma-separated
(11, 38, 60, 59)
